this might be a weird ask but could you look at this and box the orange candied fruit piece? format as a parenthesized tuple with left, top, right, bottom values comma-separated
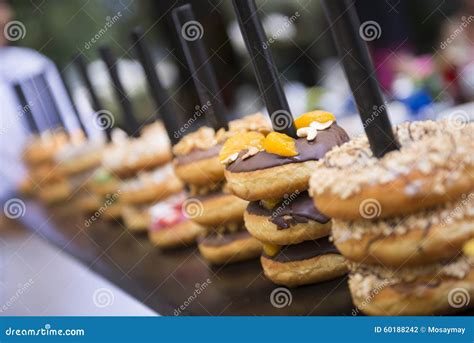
(219, 131, 265, 163)
(294, 110, 336, 129)
(262, 132, 298, 157)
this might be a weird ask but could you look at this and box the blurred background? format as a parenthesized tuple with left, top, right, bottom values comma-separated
(1, 0, 473, 198)
(0, 0, 473, 316)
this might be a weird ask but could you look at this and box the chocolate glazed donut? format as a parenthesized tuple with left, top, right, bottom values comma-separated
(244, 191, 332, 245)
(225, 124, 349, 201)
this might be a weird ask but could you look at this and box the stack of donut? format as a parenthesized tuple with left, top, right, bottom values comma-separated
(22, 131, 74, 204)
(87, 122, 173, 222)
(223, 111, 350, 287)
(53, 138, 106, 211)
(309, 119, 474, 315)
(172, 114, 269, 264)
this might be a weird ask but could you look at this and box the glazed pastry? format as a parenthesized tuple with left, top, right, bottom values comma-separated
(148, 193, 204, 248)
(348, 255, 474, 315)
(222, 111, 350, 286)
(332, 195, 474, 267)
(309, 120, 474, 220)
(173, 114, 270, 264)
(308, 119, 474, 315)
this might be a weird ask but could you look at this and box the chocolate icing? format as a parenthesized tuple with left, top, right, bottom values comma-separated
(198, 230, 252, 247)
(264, 237, 340, 263)
(247, 191, 330, 229)
(174, 144, 222, 165)
(227, 124, 349, 173)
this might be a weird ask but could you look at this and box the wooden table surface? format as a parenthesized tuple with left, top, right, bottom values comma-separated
(17, 200, 472, 316)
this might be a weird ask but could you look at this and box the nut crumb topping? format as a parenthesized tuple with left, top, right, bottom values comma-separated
(332, 193, 474, 241)
(173, 113, 271, 156)
(349, 256, 473, 299)
(310, 120, 473, 199)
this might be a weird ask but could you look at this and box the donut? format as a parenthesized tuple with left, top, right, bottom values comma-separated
(148, 193, 204, 248)
(121, 165, 183, 205)
(55, 140, 104, 177)
(103, 127, 172, 179)
(18, 177, 35, 197)
(332, 194, 474, 267)
(23, 132, 68, 166)
(349, 256, 474, 315)
(189, 192, 248, 227)
(260, 238, 348, 288)
(76, 192, 102, 213)
(172, 114, 271, 187)
(100, 202, 123, 221)
(149, 219, 204, 249)
(122, 204, 152, 232)
(310, 120, 474, 220)
(173, 139, 224, 186)
(29, 162, 63, 185)
(198, 229, 262, 265)
(37, 180, 72, 204)
(87, 168, 121, 197)
(223, 120, 349, 201)
(244, 191, 331, 245)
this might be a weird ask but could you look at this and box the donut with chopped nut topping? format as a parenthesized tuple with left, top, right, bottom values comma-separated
(332, 194, 474, 267)
(309, 120, 474, 220)
(349, 256, 474, 315)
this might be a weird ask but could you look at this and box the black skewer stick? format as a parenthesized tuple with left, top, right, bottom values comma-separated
(322, 0, 399, 158)
(232, 0, 296, 137)
(172, 4, 228, 131)
(74, 53, 112, 141)
(35, 73, 67, 134)
(130, 27, 181, 145)
(99, 46, 141, 138)
(60, 71, 89, 138)
(13, 83, 40, 134)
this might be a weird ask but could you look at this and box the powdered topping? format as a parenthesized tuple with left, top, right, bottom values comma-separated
(122, 164, 177, 191)
(332, 193, 474, 241)
(102, 128, 171, 170)
(173, 113, 271, 156)
(149, 193, 186, 231)
(55, 139, 105, 163)
(310, 120, 474, 199)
